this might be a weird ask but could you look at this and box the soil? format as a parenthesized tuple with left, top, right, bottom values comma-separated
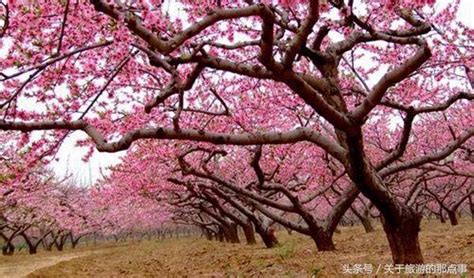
(0, 219, 472, 277)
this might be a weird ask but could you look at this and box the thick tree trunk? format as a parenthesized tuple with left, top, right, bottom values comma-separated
(26, 241, 38, 254)
(56, 244, 64, 251)
(216, 227, 225, 242)
(381, 210, 423, 264)
(345, 137, 425, 264)
(447, 210, 458, 226)
(255, 225, 278, 248)
(21, 233, 44, 255)
(221, 226, 231, 242)
(2, 242, 14, 256)
(242, 223, 256, 245)
(227, 223, 240, 243)
(28, 245, 38, 255)
(312, 231, 336, 251)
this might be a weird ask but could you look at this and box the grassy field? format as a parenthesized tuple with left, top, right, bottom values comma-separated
(0, 219, 472, 277)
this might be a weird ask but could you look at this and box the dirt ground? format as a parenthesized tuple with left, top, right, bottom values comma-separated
(1, 219, 472, 277)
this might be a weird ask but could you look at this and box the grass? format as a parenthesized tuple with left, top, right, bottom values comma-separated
(275, 243, 296, 260)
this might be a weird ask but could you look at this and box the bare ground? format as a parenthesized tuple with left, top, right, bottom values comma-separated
(1, 219, 472, 277)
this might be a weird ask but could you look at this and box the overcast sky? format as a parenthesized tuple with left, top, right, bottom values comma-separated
(49, 0, 474, 185)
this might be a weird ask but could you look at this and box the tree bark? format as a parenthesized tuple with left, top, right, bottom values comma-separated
(359, 216, 375, 233)
(439, 210, 446, 223)
(345, 131, 424, 264)
(255, 225, 278, 248)
(360, 214, 375, 233)
(227, 222, 240, 243)
(202, 228, 213, 240)
(2, 242, 14, 256)
(469, 195, 474, 221)
(242, 222, 257, 245)
(351, 205, 375, 233)
(216, 227, 225, 242)
(447, 210, 458, 226)
(56, 244, 64, 251)
(55, 235, 68, 251)
(28, 245, 38, 254)
(381, 209, 423, 264)
(71, 238, 80, 248)
(42, 234, 56, 251)
(311, 231, 336, 251)
(20, 233, 39, 255)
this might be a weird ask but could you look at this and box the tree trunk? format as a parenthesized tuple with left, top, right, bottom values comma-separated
(439, 208, 446, 223)
(447, 210, 458, 226)
(2, 242, 14, 256)
(242, 223, 256, 245)
(28, 245, 38, 255)
(71, 239, 80, 248)
(360, 216, 375, 233)
(351, 206, 375, 233)
(344, 129, 427, 264)
(42, 237, 54, 251)
(227, 223, 240, 243)
(381, 211, 423, 264)
(45, 238, 56, 251)
(312, 231, 336, 251)
(203, 229, 213, 240)
(25, 240, 38, 254)
(255, 226, 278, 248)
(469, 195, 474, 221)
(55, 235, 67, 251)
(216, 228, 225, 242)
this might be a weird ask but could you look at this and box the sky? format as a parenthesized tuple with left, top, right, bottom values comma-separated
(49, 0, 474, 185)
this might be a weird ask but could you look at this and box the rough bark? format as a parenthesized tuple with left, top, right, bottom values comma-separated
(2, 242, 14, 256)
(227, 222, 240, 243)
(439, 208, 446, 223)
(216, 227, 225, 242)
(257, 226, 279, 248)
(242, 222, 257, 245)
(447, 210, 458, 226)
(352, 207, 375, 233)
(345, 131, 424, 264)
(381, 209, 423, 264)
(55, 234, 68, 251)
(42, 233, 57, 251)
(311, 231, 336, 251)
(20, 233, 38, 255)
(470, 195, 474, 221)
(360, 216, 375, 233)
